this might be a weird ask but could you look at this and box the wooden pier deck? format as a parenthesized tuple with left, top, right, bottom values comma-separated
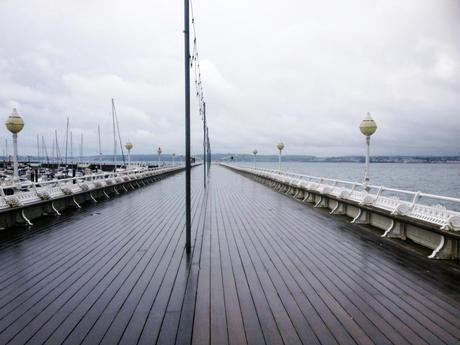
(0, 166, 459, 345)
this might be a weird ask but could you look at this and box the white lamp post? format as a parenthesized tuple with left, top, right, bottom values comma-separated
(157, 147, 162, 166)
(5, 108, 24, 181)
(359, 112, 377, 188)
(172, 153, 176, 166)
(125, 141, 133, 169)
(252, 149, 258, 168)
(276, 142, 284, 171)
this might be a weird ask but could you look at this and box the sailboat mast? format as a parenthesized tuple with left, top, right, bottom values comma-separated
(112, 99, 117, 170)
(42, 136, 49, 164)
(51, 137, 55, 164)
(36, 135, 40, 162)
(55, 130, 60, 168)
(64, 117, 69, 165)
(80, 133, 83, 163)
(70, 131, 73, 164)
(5, 139, 8, 163)
(98, 124, 102, 170)
(113, 101, 126, 166)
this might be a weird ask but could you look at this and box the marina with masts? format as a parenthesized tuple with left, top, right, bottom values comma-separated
(0, 99, 195, 228)
(0, 99, 181, 188)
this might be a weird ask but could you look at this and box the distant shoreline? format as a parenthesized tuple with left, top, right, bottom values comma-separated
(212, 154, 460, 164)
(16, 154, 460, 165)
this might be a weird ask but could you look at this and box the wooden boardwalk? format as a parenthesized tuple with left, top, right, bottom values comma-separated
(0, 166, 459, 345)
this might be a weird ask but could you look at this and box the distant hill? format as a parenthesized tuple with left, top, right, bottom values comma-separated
(18, 153, 460, 164)
(212, 154, 460, 163)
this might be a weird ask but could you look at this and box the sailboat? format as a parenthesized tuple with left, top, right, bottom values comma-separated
(111, 98, 127, 172)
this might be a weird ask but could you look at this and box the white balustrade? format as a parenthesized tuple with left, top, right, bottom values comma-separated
(0, 165, 184, 212)
(223, 164, 460, 231)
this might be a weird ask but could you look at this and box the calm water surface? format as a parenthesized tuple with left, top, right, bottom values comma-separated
(237, 162, 460, 200)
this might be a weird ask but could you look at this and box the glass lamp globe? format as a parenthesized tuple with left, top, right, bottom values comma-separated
(360, 112, 377, 136)
(5, 108, 24, 134)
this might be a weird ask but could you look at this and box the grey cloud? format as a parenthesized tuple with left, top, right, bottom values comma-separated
(0, 0, 459, 157)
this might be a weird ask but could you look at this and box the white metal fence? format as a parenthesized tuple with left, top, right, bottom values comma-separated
(224, 164, 460, 231)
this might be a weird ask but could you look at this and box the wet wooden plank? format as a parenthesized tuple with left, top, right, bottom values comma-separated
(254, 198, 459, 344)
(155, 189, 208, 345)
(173, 190, 209, 345)
(225, 167, 460, 345)
(0, 195, 180, 345)
(217, 189, 266, 345)
(191, 187, 212, 345)
(214, 191, 247, 345)
(232, 191, 415, 345)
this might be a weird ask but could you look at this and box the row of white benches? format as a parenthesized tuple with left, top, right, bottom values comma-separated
(0, 166, 182, 210)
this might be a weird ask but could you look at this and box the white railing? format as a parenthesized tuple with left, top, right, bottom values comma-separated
(17, 159, 182, 168)
(0, 165, 184, 210)
(223, 164, 460, 231)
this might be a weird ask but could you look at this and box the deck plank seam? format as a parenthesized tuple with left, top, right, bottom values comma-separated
(234, 176, 460, 342)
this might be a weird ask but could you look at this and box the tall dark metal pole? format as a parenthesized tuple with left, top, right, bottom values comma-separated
(203, 102, 206, 188)
(208, 139, 211, 167)
(184, 0, 192, 253)
(208, 135, 211, 166)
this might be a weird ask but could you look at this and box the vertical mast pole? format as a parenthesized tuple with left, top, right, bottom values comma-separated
(42, 136, 49, 164)
(51, 137, 55, 165)
(55, 130, 60, 168)
(203, 102, 206, 187)
(184, 0, 191, 253)
(98, 124, 102, 171)
(65, 117, 69, 165)
(80, 133, 83, 163)
(36, 134, 40, 181)
(112, 99, 117, 171)
(70, 131, 73, 164)
(36, 135, 40, 162)
(208, 133, 210, 166)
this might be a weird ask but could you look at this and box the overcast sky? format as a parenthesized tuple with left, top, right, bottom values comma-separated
(0, 0, 459, 157)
